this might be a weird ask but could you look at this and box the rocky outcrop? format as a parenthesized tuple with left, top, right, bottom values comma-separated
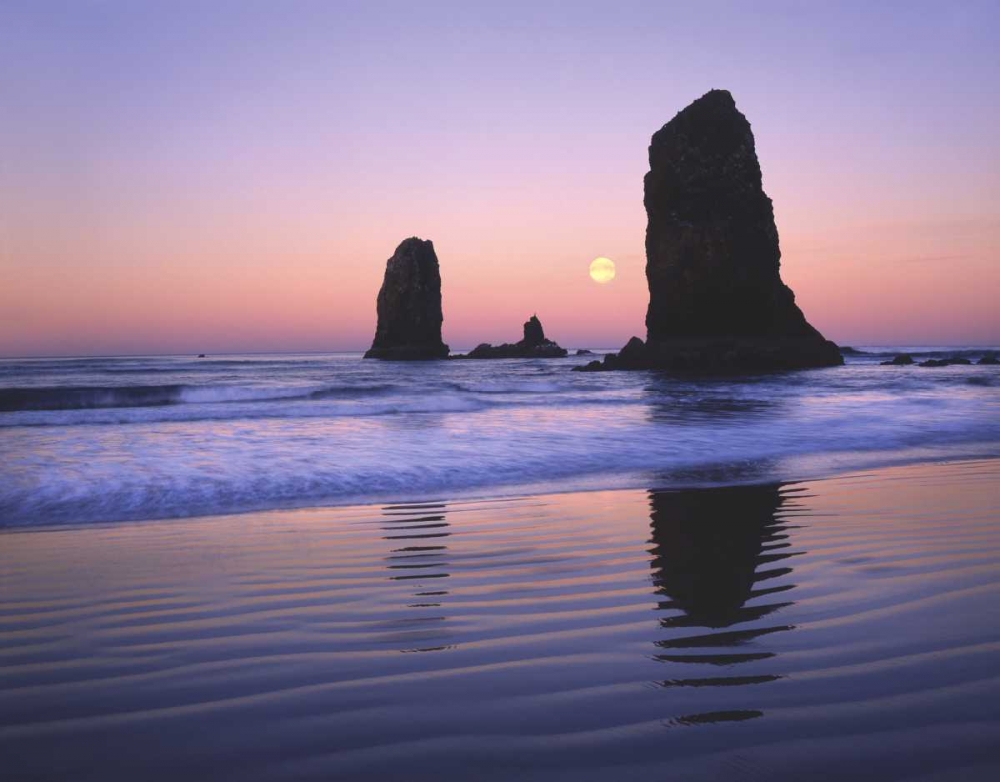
(364, 238, 449, 360)
(580, 90, 842, 373)
(578, 337, 647, 371)
(522, 314, 545, 347)
(920, 357, 972, 367)
(459, 315, 567, 359)
(978, 353, 999, 365)
(577, 336, 837, 373)
(882, 353, 992, 367)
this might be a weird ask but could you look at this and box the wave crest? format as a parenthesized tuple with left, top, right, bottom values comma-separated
(0, 383, 399, 411)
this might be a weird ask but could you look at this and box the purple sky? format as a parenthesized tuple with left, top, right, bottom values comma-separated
(2, 1, 998, 355)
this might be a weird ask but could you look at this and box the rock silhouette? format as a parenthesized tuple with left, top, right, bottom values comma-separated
(920, 357, 972, 367)
(461, 315, 568, 359)
(364, 238, 449, 360)
(648, 483, 794, 627)
(881, 354, 915, 366)
(579, 90, 842, 373)
(522, 315, 545, 347)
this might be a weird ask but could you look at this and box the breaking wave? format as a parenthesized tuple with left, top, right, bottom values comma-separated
(1, 350, 998, 525)
(0, 382, 398, 411)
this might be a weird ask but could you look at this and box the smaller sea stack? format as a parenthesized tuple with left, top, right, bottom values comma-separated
(364, 237, 449, 360)
(461, 315, 568, 359)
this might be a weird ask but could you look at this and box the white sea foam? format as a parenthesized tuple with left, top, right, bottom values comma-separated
(1, 352, 998, 525)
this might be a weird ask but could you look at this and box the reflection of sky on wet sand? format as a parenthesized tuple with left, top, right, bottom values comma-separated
(3, 459, 1000, 780)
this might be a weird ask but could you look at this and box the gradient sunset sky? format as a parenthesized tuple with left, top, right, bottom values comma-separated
(2, 1, 998, 356)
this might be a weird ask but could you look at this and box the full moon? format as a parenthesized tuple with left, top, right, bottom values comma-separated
(589, 257, 616, 284)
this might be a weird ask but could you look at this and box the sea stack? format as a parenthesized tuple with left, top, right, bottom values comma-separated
(364, 237, 449, 360)
(461, 314, 568, 359)
(580, 90, 842, 373)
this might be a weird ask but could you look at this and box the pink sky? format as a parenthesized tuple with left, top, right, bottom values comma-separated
(2, 2, 998, 356)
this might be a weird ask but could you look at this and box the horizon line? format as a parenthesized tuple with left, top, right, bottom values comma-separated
(3, 343, 1000, 361)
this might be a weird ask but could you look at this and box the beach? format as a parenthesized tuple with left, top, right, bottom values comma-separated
(3, 457, 1000, 781)
(5, 3, 999, 778)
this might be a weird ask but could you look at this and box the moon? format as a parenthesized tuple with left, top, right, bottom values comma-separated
(589, 257, 616, 284)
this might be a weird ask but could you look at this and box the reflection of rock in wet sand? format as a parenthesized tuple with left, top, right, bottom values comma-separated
(379, 502, 454, 653)
(648, 483, 801, 681)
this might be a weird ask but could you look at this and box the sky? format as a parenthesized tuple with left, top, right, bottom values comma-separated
(1, 0, 998, 356)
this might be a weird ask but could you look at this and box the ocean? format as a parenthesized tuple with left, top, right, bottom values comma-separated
(3, 350, 1000, 780)
(1, 348, 998, 527)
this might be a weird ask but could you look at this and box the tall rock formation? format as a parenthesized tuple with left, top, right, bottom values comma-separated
(364, 238, 449, 360)
(578, 90, 842, 373)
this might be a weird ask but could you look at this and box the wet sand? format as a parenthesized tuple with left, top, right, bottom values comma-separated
(3, 458, 1000, 781)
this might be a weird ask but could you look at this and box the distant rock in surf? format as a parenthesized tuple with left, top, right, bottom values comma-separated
(881, 354, 914, 366)
(920, 357, 972, 367)
(579, 90, 843, 374)
(978, 353, 999, 365)
(364, 237, 449, 360)
(458, 315, 568, 359)
(522, 314, 545, 347)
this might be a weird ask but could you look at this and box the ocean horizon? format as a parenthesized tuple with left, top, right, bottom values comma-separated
(2, 348, 998, 527)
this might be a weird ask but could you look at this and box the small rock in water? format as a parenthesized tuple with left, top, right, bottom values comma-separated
(574, 336, 647, 372)
(881, 354, 914, 366)
(978, 353, 999, 365)
(616, 336, 649, 369)
(920, 357, 972, 367)
(460, 315, 567, 359)
(522, 315, 545, 347)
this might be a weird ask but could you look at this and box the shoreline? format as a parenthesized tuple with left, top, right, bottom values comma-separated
(4, 450, 999, 534)
(4, 351, 998, 529)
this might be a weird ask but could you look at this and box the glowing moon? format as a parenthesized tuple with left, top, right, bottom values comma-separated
(589, 257, 616, 284)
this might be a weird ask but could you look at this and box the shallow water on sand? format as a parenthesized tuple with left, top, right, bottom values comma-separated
(3, 459, 1000, 781)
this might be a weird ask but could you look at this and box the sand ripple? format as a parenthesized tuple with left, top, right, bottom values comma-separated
(2, 459, 999, 780)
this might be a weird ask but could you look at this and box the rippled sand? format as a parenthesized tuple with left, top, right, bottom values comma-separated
(3, 459, 1000, 781)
